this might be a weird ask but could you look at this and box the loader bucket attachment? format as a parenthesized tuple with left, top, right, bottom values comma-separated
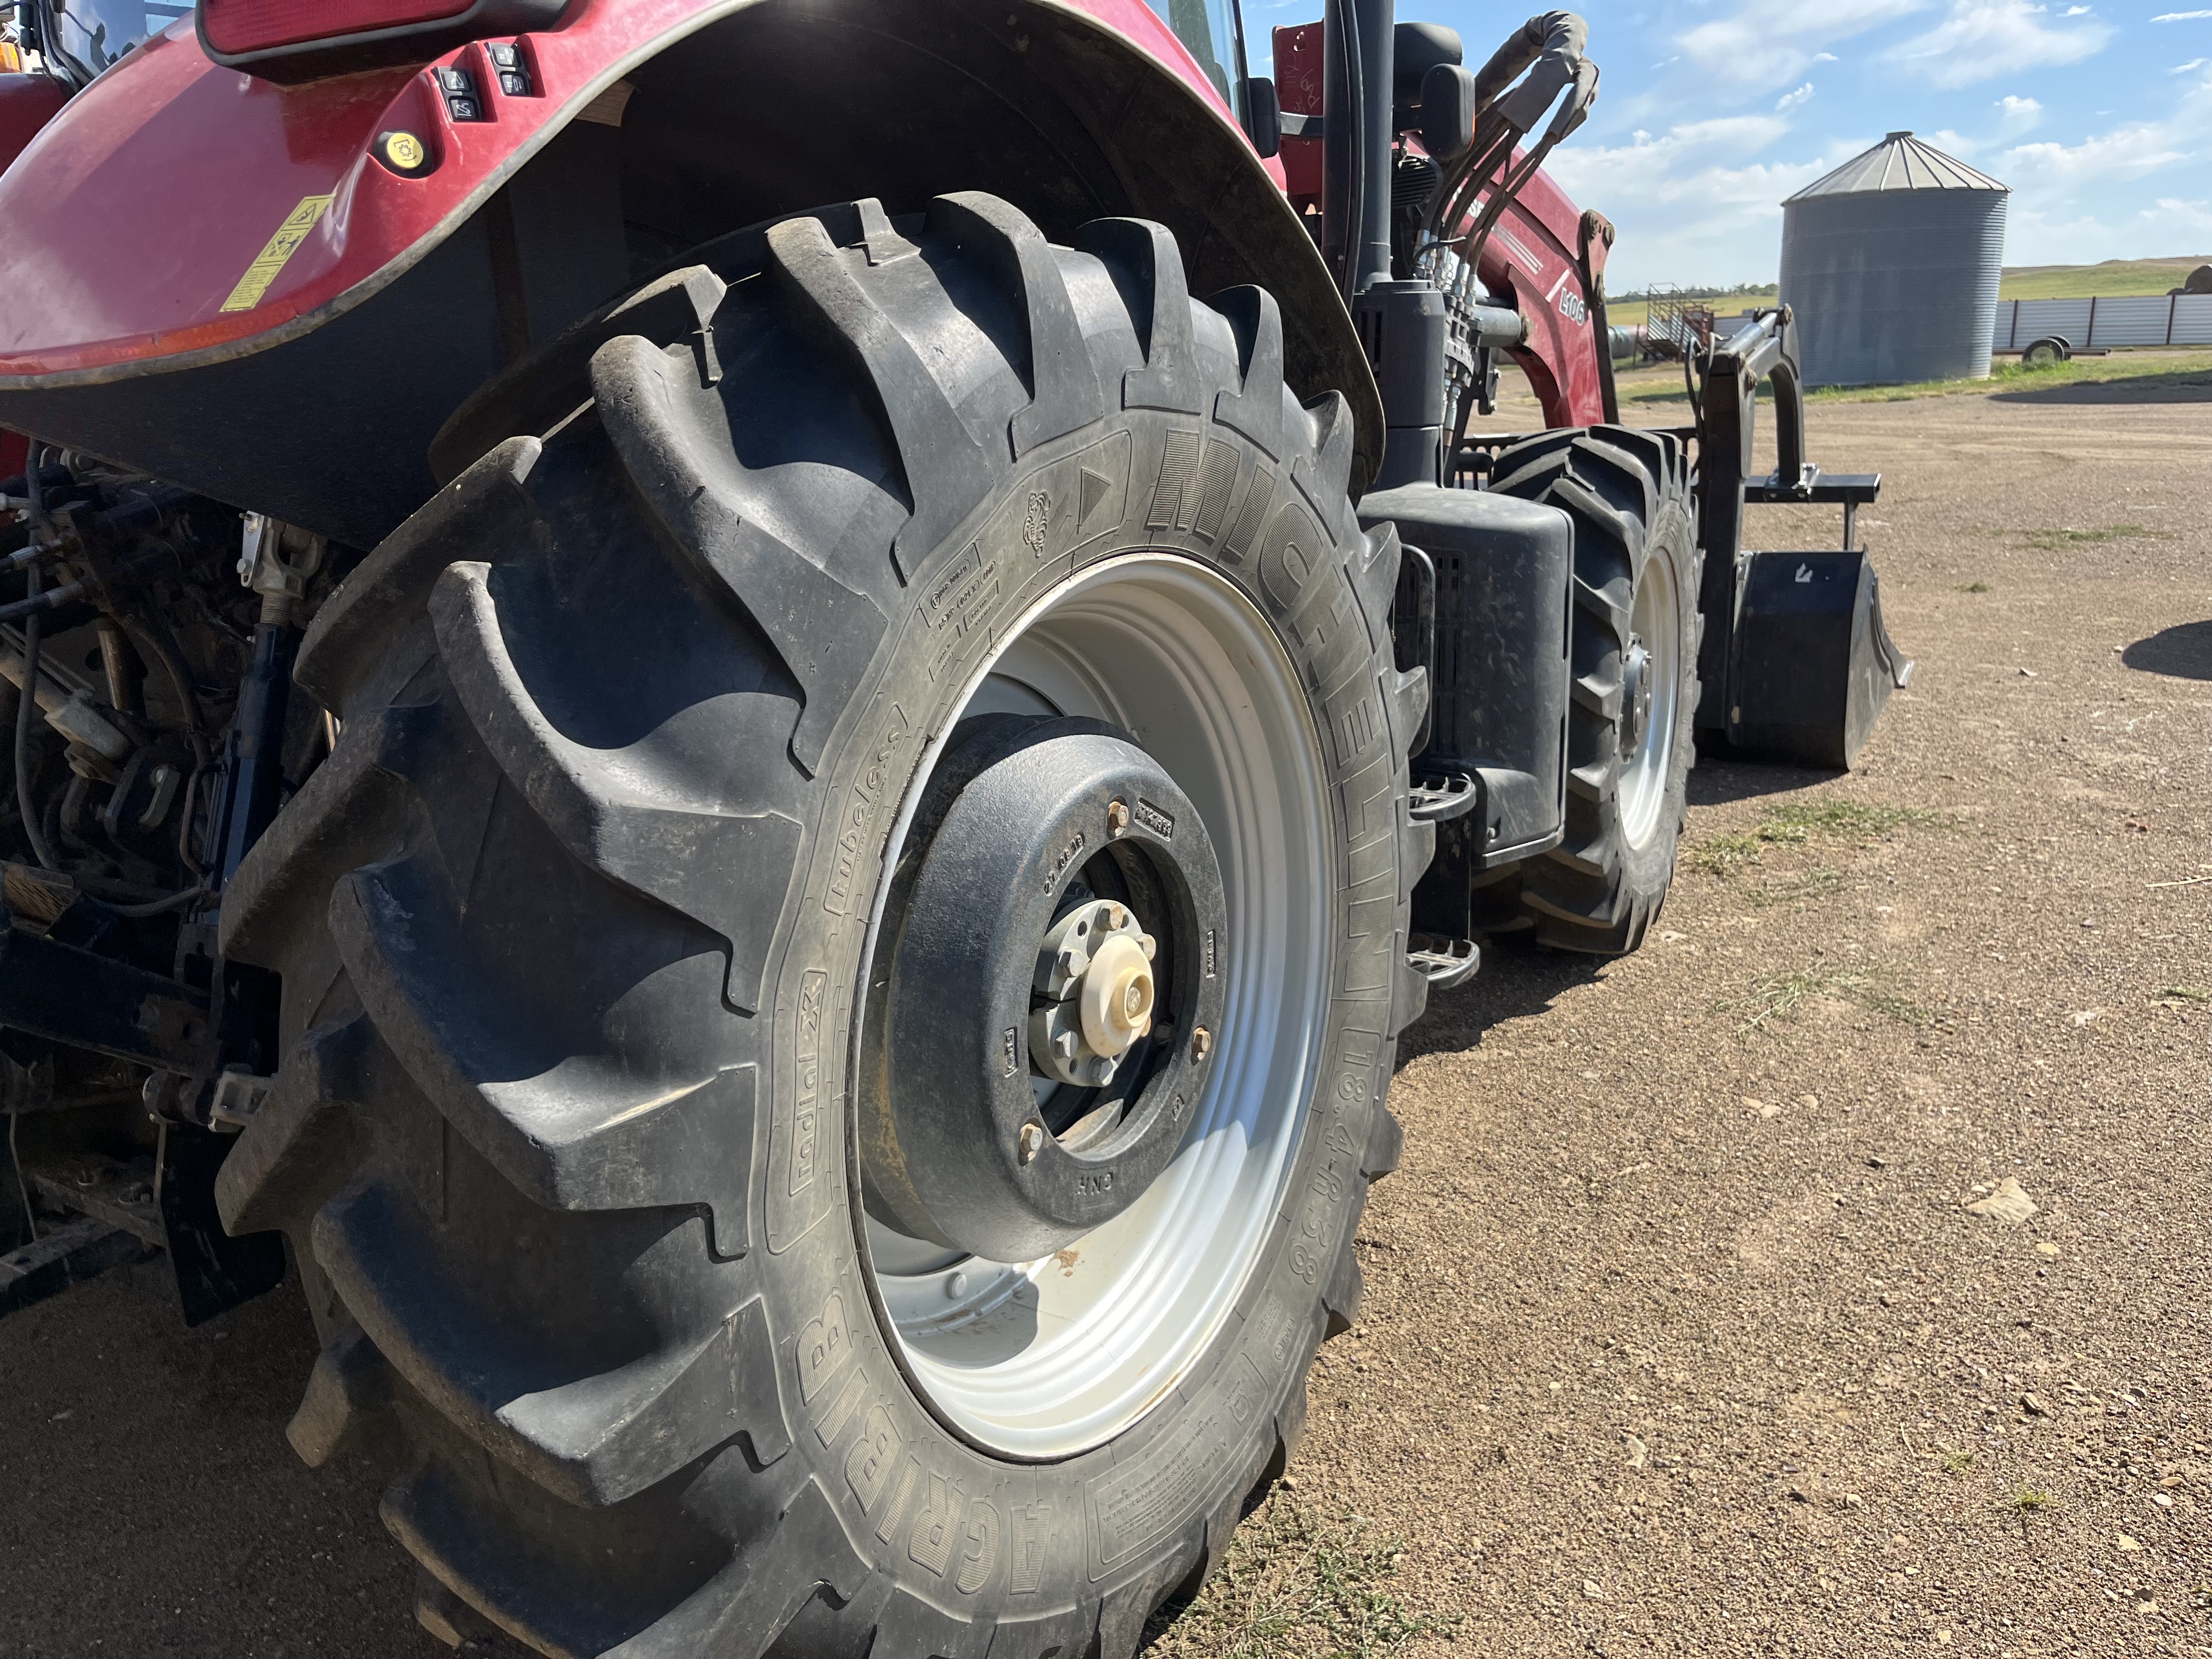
(1725, 549, 1913, 769)
(1692, 311, 1914, 771)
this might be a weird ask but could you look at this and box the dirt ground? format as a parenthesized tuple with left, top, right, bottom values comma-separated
(3, 354, 2206, 1658)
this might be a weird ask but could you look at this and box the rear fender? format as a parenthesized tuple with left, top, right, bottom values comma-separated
(0, 0, 1379, 546)
(0, 71, 70, 476)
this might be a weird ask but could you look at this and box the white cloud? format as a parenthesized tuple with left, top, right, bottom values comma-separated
(2061, 4, 2090, 13)
(2174, 56, 2211, 69)
(2152, 9, 2212, 18)
(1883, 1, 2113, 87)
(2001, 71, 2207, 188)
(1676, 0, 1928, 94)
(2146, 195, 2212, 233)
(1776, 82, 1816, 110)
(1995, 93, 2045, 130)
(1545, 120, 1859, 286)
(2004, 195, 2212, 260)
(2005, 131, 2191, 183)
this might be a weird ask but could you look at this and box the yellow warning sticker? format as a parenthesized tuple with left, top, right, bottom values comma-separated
(218, 194, 336, 315)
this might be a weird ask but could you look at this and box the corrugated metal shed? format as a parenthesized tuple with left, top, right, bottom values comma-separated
(1779, 132, 2010, 387)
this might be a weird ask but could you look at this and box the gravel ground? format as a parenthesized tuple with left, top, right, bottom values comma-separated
(3, 356, 2205, 1658)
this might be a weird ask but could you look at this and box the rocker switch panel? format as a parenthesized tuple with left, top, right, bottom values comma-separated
(486, 43, 533, 97)
(436, 65, 484, 121)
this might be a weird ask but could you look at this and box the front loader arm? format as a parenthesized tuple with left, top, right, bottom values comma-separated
(1466, 169, 1611, 429)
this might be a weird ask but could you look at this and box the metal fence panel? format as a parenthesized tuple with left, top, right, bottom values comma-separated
(2087, 297, 2172, 347)
(1994, 293, 2212, 348)
(1999, 298, 2093, 346)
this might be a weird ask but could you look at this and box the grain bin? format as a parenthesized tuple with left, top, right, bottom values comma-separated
(1779, 132, 2008, 387)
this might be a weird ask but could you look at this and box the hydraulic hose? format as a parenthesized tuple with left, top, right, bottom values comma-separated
(13, 452, 63, 874)
(1426, 12, 1598, 262)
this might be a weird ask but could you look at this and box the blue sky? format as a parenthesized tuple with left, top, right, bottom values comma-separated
(1246, 2, 2212, 289)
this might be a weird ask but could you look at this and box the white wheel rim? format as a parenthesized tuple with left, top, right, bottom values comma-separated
(1619, 549, 1680, 850)
(854, 554, 1333, 1459)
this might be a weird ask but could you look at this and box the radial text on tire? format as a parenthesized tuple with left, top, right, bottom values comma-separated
(211, 193, 1434, 1658)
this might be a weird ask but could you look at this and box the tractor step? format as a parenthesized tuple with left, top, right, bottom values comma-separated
(1408, 933, 1480, 989)
(1409, 770, 1480, 823)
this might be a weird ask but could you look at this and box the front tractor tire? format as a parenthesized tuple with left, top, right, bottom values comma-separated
(1481, 427, 1700, 953)
(214, 195, 1430, 1657)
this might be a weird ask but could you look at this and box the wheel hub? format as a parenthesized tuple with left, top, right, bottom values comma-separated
(862, 716, 1226, 1263)
(1032, 899, 1158, 1088)
(1622, 635, 1654, 756)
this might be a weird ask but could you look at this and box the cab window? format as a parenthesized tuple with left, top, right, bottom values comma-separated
(1158, 0, 1245, 115)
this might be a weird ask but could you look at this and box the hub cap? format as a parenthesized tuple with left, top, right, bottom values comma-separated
(865, 720, 1228, 1264)
(853, 556, 1331, 1458)
(1621, 637, 1654, 756)
(1618, 552, 1681, 850)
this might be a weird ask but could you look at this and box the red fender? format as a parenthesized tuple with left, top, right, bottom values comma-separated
(0, 0, 1258, 388)
(0, 71, 69, 475)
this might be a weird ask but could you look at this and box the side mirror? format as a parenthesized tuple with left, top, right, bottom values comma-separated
(1420, 63, 1479, 158)
(1242, 76, 1282, 159)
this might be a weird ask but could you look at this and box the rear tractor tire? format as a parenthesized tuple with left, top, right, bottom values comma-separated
(1479, 426, 1700, 954)
(214, 194, 1432, 1657)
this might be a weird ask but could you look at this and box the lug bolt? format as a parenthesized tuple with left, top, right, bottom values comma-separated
(1106, 799, 1130, 835)
(1018, 1122, 1045, 1163)
(1191, 1025, 1213, 1063)
(946, 1271, 969, 1299)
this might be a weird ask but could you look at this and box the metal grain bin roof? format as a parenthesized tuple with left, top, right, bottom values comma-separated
(1786, 131, 2007, 201)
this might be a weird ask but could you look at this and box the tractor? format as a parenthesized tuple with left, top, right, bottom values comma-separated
(0, 0, 1910, 1651)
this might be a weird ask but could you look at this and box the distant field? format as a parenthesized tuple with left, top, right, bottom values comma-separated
(1604, 256, 2208, 326)
(1998, 256, 2208, 300)
(1605, 291, 1773, 327)
(1601, 346, 2212, 409)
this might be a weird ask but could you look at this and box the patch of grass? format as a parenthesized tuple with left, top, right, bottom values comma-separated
(1694, 830, 1766, 877)
(2023, 523, 2149, 550)
(1802, 349, 2212, 405)
(2158, 985, 2212, 1003)
(1955, 580, 1992, 593)
(2012, 1485, 2054, 1516)
(1751, 866, 1842, 909)
(1145, 1505, 1458, 1659)
(1849, 982, 1951, 1030)
(1942, 1448, 1978, 1475)
(1717, 966, 1950, 1035)
(1717, 968, 1836, 1032)
(1696, 799, 1947, 878)
(1764, 800, 1946, 840)
(1611, 347, 2212, 410)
